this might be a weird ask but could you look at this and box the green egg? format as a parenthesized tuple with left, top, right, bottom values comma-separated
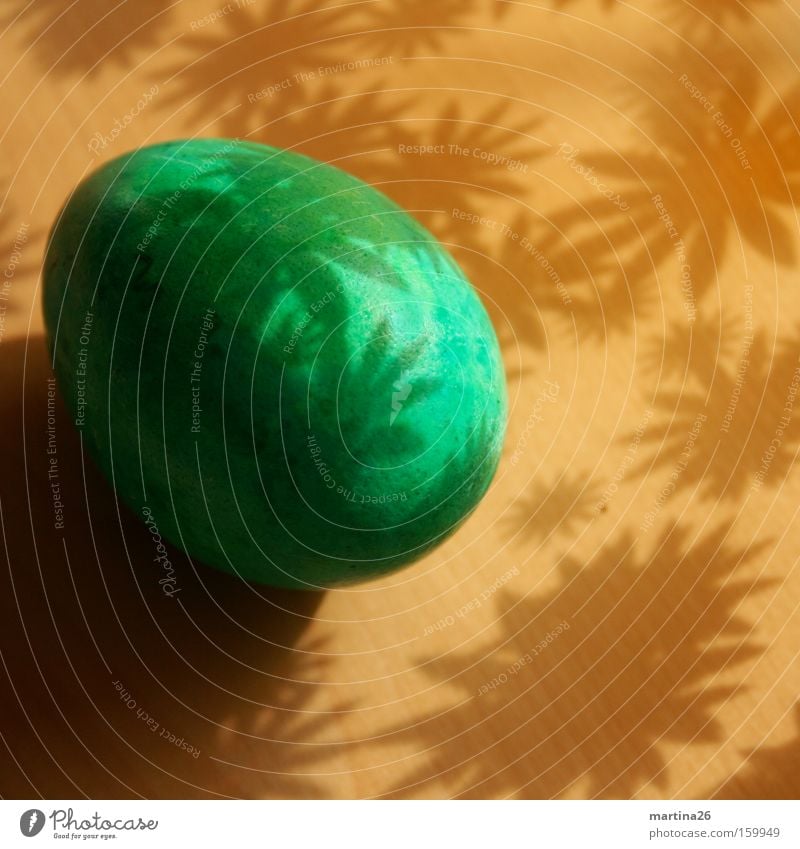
(43, 138, 506, 589)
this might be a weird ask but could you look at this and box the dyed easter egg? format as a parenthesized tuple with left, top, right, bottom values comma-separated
(43, 139, 506, 588)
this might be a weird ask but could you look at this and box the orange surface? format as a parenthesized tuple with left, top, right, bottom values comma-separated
(1, 0, 799, 799)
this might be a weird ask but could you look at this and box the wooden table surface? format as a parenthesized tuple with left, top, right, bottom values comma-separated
(1, 0, 799, 799)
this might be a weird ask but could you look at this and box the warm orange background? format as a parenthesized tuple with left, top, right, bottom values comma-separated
(1, 0, 799, 799)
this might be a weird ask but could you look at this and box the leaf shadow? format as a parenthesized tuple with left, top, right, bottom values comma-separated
(504, 469, 603, 546)
(359, 0, 512, 56)
(549, 0, 617, 9)
(638, 329, 800, 501)
(525, 61, 799, 354)
(0, 0, 177, 76)
(364, 101, 548, 225)
(157, 0, 375, 134)
(496, 203, 657, 350)
(713, 703, 800, 800)
(640, 308, 741, 387)
(547, 0, 775, 21)
(666, 0, 782, 34)
(380, 523, 774, 798)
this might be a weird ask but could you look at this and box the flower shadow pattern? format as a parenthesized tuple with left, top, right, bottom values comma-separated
(157, 0, 371, 134)
(714, 704, 800, 800)
(536, 72, 800, 323)
(638, 329, 800, 502)
(503, 469, 603, 547)
(0, 0, 177, 76)
(359, 0, 512, 56)
(382, 524, 773, 798)
(666, 0, 782, 34)
(162, 0, 513, 135)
